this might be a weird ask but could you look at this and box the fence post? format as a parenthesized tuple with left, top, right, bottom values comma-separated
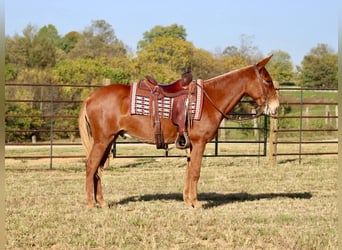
(252, 108, 259, 138)
(325, 105, 330, 125)
(49, 83, 54, 170)
(336, 106, 338, 129)
(269, 116, 277, 166)
(103, 78, 111, 85)
(269, 81, 279, 166)
(305, 107, 309, 128)
(220, 120, 226, 140)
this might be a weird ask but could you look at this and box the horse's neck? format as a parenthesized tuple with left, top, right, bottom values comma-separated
(204, 72, 246, 116)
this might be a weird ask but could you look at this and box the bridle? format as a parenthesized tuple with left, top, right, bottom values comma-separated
(253, 64, 268, 101)
(195, 65, 275, 122)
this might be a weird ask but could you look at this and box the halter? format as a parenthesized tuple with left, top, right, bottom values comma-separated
(196, 65, 272, 123)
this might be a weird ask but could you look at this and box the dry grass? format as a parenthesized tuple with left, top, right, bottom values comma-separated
(5, 146, 337, 249)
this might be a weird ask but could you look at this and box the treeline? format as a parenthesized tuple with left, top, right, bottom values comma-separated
(5, 20, 338, 142)
(6, 19, 338, 86)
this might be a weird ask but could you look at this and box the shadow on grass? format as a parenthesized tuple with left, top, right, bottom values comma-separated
(110, 191, 312, 209)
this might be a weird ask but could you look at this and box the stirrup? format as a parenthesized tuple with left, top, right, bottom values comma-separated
(175, 133, 190, 149)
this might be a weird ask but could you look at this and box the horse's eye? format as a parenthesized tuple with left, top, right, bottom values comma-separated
(265, 80, 272, 84)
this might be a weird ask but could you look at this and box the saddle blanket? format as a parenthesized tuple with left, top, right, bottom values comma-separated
(130, 79, 203, 120)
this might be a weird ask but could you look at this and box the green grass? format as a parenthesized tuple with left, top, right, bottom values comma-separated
(279, 89, 338, 102)
(5, 147, 337, 249)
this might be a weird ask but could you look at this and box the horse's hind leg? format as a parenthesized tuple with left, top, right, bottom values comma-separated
(93, 172, 105, 207)
(93, 143, 112, 207)
(85, 141, 110, 207)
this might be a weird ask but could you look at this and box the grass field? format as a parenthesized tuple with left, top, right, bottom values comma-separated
(5, 145, 337, 249)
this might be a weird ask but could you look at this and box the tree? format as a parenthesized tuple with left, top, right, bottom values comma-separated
(5, 24, 37, 68)
(84, 19, 117, 44)
(222, 34, 263, 64)
(191, 48, 222, 79)
(59, 31, 81, 53)
(5, 24, 60, 69)
(37, 24, 61, 47)
(221, 55, 249, 72)
(137, 24, 187, 51)
(53, 58, 131, 85)
(266, 50, 294, 83)
(221, 34, 263, 72)
(222, 45, 240, 57)
(136, 37, 195, 78)
(299, 43, 337, 88)
(132, 59, 179, 83)
(30, 25, 60, 68)
(5, 63, 18, 81)
(67, 20, 127, 59)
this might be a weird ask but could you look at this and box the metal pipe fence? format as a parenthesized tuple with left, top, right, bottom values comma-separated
(5, 83, 337, 167)
(5, 82, 268, 168)
(269, 87, 338, 164)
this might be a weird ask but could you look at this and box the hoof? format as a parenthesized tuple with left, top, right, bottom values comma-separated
(184, 199, 202, 209)
(187, 199, 202, 209)
(86, 202, 96, 208)
(183, 195, 191, 207)
(184, 200, 193, 208)
(96, 201, 108, 208)
(192, 202, 202, 209)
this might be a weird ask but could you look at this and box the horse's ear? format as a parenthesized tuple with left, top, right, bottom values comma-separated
(256, 54, 273, 69)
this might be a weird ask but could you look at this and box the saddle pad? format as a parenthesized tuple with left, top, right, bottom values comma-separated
(130, 79, 203, 120)
(190, 79, 203, 120)
(130, 82, 173, 118)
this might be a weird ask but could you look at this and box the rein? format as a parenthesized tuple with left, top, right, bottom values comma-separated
(194, 65, 269, 123)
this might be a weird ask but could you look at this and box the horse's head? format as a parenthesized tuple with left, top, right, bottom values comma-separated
(246, 55, 279, 116)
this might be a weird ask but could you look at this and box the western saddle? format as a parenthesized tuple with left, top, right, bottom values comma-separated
(140, 68, 194, 149)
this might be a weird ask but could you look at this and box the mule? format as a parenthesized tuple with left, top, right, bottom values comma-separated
(78, 55, 279, 208)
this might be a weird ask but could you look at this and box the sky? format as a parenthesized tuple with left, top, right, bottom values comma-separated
(5, 0, 340, 66)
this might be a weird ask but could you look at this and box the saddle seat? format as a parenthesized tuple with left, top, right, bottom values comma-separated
(145, 75, 190, 96)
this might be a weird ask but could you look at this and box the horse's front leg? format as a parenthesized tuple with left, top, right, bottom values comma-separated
(183, 142, 205, 209)
(183, 153, 191, 207)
